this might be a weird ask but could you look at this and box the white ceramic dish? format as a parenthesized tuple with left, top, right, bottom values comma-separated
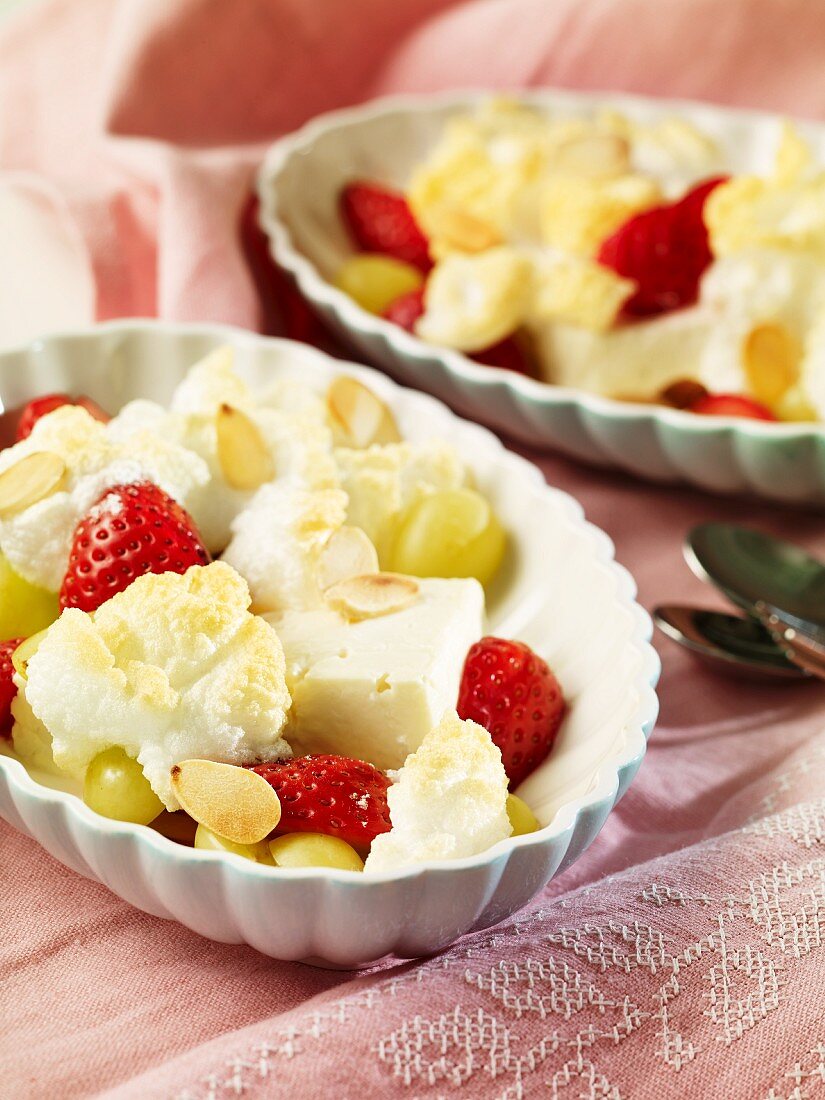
(0, 322, 659, 966)
(258, 88, 825, 508)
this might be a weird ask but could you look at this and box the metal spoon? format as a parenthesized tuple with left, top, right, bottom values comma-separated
(756, 605, 825, 679)
(653, 604, 809, 680)
(686, 523, 825, 639)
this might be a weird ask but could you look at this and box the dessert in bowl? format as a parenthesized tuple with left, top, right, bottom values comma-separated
(259, 90, 825, 505)
(0, 323, 657, 965)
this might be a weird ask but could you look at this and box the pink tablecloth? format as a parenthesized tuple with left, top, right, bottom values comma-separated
(1, 2, 824, 1097)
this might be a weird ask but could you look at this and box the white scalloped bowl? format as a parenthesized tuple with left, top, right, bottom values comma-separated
(0, 322, 659, 967)
(258, 88, 825, 508)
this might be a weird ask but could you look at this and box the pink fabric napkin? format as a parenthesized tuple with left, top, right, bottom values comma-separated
(1, 1, 825, 1097)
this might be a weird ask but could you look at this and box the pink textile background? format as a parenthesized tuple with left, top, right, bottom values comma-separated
(0, 1, 824, 1097)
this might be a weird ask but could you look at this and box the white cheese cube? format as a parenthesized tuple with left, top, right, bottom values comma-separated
(267, 577, 483, 771)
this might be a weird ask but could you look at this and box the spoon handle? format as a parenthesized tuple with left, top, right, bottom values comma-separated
(758, 608, 825, 682)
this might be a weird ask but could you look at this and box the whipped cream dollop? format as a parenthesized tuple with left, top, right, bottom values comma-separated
(365, 709, 511, 871)
(109, 347, 338, 552)
(0, 405, 209, 591)
(19, 562, 292, 808)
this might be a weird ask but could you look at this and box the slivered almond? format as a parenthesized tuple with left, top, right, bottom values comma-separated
(170, 759, 281, 844)
(149, 810, 198, 846)
(11, 629, 50, 680)
(658, 379, 709, 409)
(216, 404, 276, 491)
(0, 452, 66, 517)
(325, 572, 419, 621)
(554, 133, 630, 178)
(742, 322, 802, 406)
(327, 377, 401, 448)
(317, 526, 379, 592)
(426, 206, 502, 253)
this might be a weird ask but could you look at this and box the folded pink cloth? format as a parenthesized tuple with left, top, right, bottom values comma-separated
(1, 2, 824, 1098)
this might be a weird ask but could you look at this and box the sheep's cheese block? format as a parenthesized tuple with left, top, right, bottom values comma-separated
(267, 577, 484, 771)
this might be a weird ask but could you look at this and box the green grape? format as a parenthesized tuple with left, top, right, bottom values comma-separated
(194, 824, 273, 863)
(506, 793, 541, 837)
(0, 553, 59, 642)
(268, 832, 364, 871)
(83, 747, 164, 825)
(334, 254, 423, 315)
(388, 487, 506, 586)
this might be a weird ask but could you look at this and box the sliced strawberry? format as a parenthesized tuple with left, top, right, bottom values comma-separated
(597, 176, 727, 317)
(688, 393, 778, 421)
(60, 481, 210, 613)
(340, 181, 432, 272)
(471, 336, 533, 377)
(0, 637, 23, 739)
(457, 636, 566, 788)
(16, 393, 109, 442)
(382, 285, 426, 331)
(250, 754, 392, 850)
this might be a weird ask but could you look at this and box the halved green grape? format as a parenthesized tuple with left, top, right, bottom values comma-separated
(11, 629, 49, 681)
(388, 487, 506, 586)
(334, 254, 423, 315)
(268, 832, 364, 871)
(506, 793, 541, 837)
(83, 747, 164, 825)
(774, 384, 818, 423)
(194, 824, 274, 863)
(0, 553, 59, 642)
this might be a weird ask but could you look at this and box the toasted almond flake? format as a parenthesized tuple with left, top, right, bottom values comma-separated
(427, 205, 503, 253)
(11, 628, 50, 681)
(170, 759, 281, 844)
(553, 133, 630, 178)
(327, 377, 401, 448)
(325, 572, 419, 621)
(0, 452, 66, 517)
(317, 526, 379, 592)
(742, 322, 802, 406)
(216, 404, 276, 491)
(149, 810, 198, 846)
(658, 379, 709, 409)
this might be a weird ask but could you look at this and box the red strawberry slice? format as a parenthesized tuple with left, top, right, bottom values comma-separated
(16, 394, 110, 442)
(688, 393, 778, 421)
(60, 481, 210, 613)
(341, 181, 432, 272)
(457, 636, 566, 789)
(597, 176, 727, 317)
(0, 637, 23, 739)
(382, 287, 533, 376)
(250, 754, 392, 850)
(382, 285, 426, 331)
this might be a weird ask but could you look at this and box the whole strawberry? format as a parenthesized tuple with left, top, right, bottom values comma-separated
(60, 481, 210, 613)
(16, 393, 110, 441)
(250, 754, 392, 850)
(597, 176, 727, 317)
(341, 181, 432, 272)
(0, 637, 23, 739)
(457, 636, 566, 788)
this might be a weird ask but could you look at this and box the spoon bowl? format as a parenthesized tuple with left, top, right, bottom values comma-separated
(653, 604, 808, 680)
(686, 524, 825, 635)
